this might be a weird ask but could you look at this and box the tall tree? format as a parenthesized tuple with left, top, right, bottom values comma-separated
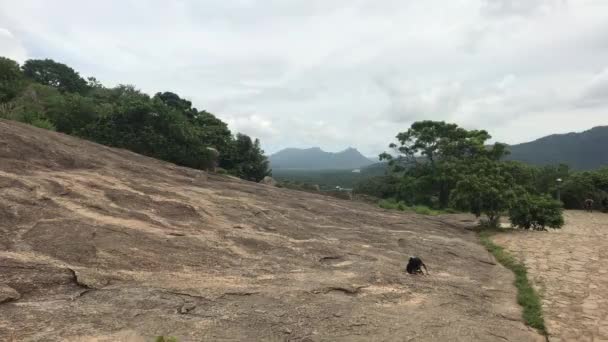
(224, 133, 271, 182)
(22, 59, 89, 94)
(381, 121, 508, 207)
(0, 57, 25, 103)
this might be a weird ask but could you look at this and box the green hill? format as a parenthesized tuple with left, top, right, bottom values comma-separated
(506, 126, 608, 170)
(269, 147, 375, 170)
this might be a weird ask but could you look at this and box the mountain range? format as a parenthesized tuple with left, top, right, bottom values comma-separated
(269, 126, 608, 170)
(269, 147, 375, 170)
(506, 125, 608, 170)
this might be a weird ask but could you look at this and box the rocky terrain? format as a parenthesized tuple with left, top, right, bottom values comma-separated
(0, 119, 543, 341)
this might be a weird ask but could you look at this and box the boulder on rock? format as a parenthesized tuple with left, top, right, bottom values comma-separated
(0, 285, 20, 304)
(259, 176, 278, 186)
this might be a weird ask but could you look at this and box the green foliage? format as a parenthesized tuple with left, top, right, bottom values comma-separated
(509, 194, 564, 230)
(353, 175, 400, 199)
(382, 120, 508, 208)
(277, 180, 319, 192)
(222, 134, 271, 182)
(479, 232, 546, 334)
(46, 92, 99, 134)
(29, 117, 56, 131)
(155, 336, 178, 342)
(0, 57, 26, 102)
(273, 166, 385, 191)
(378, 198, 445, 215)
(0, 56, 270, 181)
(450, 159, 519, 227)
(22, 59, 89, 94)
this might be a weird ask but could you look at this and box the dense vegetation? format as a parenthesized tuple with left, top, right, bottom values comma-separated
(355, 121, 571, 229)
(272, 167, 385, 190)
(0, 57, 270, 181)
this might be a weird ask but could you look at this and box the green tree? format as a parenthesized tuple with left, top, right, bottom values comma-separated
(22, 59, 89, 94)
(381, 120, 508, 208)
(46, 93, 99, 134)
(155, 91, 198, 118)
(509, 193, 564, 230)
(450, 159, 518, 227)
(0, 57, 25, 103)
(223, 133, 271, 182)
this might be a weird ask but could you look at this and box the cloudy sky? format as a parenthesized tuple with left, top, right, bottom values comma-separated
(1, 0, 607, 156)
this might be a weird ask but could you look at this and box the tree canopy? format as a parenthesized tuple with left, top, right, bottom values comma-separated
(0, 56, 271, 182)
(371, 120, 569, 229)
(380, 120, 509, 208)
(22, 59, 89, 94)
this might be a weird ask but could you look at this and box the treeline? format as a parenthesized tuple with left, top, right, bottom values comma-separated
(0, 57, 270, 181)
(357, 160, 608, 212)
(353, 121, 607, 229)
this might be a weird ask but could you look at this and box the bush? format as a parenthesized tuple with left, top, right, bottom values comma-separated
(509, 194, 564, 230)
(378, 199, 443, 215)
(30, 117, 56, 131)
(379, 198, 401, 210)
(155, 337, 178, 342)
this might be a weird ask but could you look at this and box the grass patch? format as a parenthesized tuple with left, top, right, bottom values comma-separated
(478, 231, 546, 335)
(378, 198, 449, 216)
(155, 337, 178, 342)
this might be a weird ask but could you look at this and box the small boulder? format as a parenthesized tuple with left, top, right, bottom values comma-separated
(0, 285, 21, 304)
(259, 176, 278, 187)
(179, 303, 196, 314)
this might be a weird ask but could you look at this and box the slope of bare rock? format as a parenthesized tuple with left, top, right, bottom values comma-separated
(0, 119, 543, 341)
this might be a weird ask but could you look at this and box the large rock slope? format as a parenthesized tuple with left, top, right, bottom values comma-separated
(0, 120, 542, 341)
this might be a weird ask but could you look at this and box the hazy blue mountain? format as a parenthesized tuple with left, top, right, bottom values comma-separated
(506, 126, 608, 170)
(269, 147, 375, 169)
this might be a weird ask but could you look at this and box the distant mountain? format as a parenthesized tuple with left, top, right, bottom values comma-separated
(506, 126, 608, 170)
(269, 147, 375, 170)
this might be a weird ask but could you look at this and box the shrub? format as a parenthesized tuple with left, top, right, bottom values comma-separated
(30, 117, 56, 131)
(509, 194, 564, 230)
(379, 198, 401, 210)
(378, 199, 444, 215)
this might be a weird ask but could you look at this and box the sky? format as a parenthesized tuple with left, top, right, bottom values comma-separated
(1, 0, 607, 156)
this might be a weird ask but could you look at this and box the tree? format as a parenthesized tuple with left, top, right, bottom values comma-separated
(46, 93, 99, 134)
(22, 59, 89, 94)
(0, 57, 25, 103)
(3, 56, 274, 183)
(450, 159, 518, 227)
(509, 194, 564, 230)
(154, 91, 197, 118)
(382, 121, 508, 208)
(223, 134, 271, 182)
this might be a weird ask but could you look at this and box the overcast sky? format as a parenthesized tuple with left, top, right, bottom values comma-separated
(1, 0, 607, 156)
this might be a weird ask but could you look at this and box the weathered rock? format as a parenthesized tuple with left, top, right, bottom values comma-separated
(0, 285, 21, 304)
(205, 147, 220, 172)
(0, 119, 543, 342)
(259, 176, 278, 186)
(179, 303, 196, 314)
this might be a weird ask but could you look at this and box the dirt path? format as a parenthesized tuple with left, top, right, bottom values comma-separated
(493, 211, 608, 342)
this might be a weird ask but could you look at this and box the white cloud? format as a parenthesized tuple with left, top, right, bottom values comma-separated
(0, 0, 607, 155)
